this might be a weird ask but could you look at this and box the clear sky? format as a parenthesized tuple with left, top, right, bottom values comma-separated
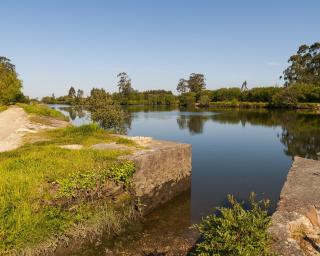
(1, 0, 319, 98)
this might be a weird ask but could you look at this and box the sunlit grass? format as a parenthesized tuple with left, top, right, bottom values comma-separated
(0, 105, 8, 112)
(16, 103, 68, 121)
(0, 124, 136, 253)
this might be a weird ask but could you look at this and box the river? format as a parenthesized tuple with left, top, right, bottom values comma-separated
(51, 104, 320, 255)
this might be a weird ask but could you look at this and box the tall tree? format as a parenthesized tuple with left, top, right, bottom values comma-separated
(241, 80, 248, 91)
(68, 86, 76, 99)
(188, 73, 206, 94)
(76, 89, 84, 99)
(0, 56, 23, 105)
(117, 72, 133, 98)
(283, 42, 320, 86)
(176, 79, 188, 94)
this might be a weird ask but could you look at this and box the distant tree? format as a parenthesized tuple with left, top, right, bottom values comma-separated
(0, 56, 24, 105)
(177, 79, 188, 94)
(241, 80, 248, 91)
(188, 73, 206, 94)
(76, 89, 84, 99)
(117, 72, 133, 98)
(68, 86, 76, 99)
(52, 93, 55, 101)
(283, 42, 320, 86)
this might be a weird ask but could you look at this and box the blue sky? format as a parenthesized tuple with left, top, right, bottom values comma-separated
(1, 0, 319, 98)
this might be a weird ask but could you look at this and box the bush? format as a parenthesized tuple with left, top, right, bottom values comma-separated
(198, 94, 210, 107)
(271, 87, 299, 107)
(88, 88, 127, 133)
(242, 87, 281, 103)
(194, 193, 275, 256)
(179, 92, 196, 106)
(212, 88, 242, 102)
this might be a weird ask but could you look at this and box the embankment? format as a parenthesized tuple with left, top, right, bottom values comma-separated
(269, 156, 320, 255)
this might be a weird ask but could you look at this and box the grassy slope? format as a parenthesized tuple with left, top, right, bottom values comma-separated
(16, 103, 68, 121)
(0, 124, 136, 254)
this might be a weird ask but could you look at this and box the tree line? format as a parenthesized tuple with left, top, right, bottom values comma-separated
(1, 41, 319, 108)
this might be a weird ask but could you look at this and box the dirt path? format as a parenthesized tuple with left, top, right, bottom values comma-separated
(0, 106, 56, 152)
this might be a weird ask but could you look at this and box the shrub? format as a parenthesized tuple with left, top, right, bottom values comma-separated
(88, 88, 126, 133)
(271, 87, 299, 107)
(194, 193, 275, 256)
(242, 87, 281, 103)
(198, 94, 210, 107)
(179, 92, 196, 106)
(212, 88, 242, 102)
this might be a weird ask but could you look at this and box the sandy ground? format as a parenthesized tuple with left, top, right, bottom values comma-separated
(0, 106, 64, 152)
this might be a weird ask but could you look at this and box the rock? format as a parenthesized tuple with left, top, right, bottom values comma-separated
(59, 144, 83, 150)
(90, 143, 128, 150)
(306, 205, 320, 228)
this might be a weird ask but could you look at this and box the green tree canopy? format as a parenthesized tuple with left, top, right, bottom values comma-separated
(0, 57, 23, 105)
(188, 73, 206, 94)
(177, 73, 206, 103)
(176, 78, 188, 94)
(283, 42, 320, 86)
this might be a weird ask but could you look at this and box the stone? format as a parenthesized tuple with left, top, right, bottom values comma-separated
(306, 205, 320, 228)
(90, 142, 129, 150)
(269, 157, 320, 255)
(59, 144, 83, 150)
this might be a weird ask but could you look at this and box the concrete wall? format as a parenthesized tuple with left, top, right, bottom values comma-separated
(269, 157, 320, 255)
(127, 139, 192, 215)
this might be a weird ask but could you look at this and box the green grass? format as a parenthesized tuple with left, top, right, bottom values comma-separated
(0, 105, 8, 112)
(209, 101, 269, 108)
(0, 124, 136, 254)
(41, 123, 136, 147)
(16, 103, 68, 121)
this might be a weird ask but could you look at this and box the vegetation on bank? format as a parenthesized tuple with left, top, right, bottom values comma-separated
(0, 124, 137, 254)
(193, 193, 275, 256)
(0, 105, 8, 112)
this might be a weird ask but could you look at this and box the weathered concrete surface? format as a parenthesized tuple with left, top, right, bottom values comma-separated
(127, 138, 192, 215)
(269, 157, 320, 255)
(90, 136, 192, 215)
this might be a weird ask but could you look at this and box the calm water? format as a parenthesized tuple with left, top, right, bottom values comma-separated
(51, 105, 320, 255)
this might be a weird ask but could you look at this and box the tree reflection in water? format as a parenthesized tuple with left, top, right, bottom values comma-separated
(176, 108, 320, 159)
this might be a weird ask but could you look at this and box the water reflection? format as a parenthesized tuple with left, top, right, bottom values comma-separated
(59, 106, 87, 121)
(175, 109, 320, 159)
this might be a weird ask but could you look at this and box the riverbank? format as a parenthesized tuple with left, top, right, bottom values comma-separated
(0, 105, 68, 152)
(269, 156, 320, 255)
(208, 101, 320, 109)
(45, 101, 320, 111)
(0, 104, 192, 255)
